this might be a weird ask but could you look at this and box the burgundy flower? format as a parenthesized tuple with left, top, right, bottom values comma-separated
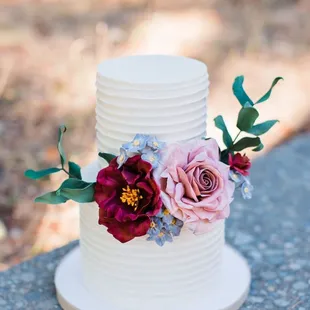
(94, 155, 162, 243)
(228, 153, 251, 176)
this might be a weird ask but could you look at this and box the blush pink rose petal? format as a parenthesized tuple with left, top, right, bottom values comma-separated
(154, 139, 235, 234)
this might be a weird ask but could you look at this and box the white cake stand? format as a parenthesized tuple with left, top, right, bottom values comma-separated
(55, 244, 250, 310)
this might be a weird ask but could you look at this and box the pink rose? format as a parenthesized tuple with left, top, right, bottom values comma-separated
(154, 139, 235, 234)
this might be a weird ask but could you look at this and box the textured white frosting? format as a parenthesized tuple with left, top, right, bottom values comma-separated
(80, 55, 225, 310)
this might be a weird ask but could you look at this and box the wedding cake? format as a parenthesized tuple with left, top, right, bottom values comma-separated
(26, 53, 281, 309)
(80, 55, 224, 310)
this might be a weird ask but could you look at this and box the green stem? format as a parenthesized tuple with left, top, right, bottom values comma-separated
(232, 130, 242, 144)
(226, 130, 242, 153)
(62, 168, 75, 179)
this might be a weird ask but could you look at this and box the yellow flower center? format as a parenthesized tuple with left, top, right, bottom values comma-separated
(150, 221, 156, 229)
(171, 219, 176, 225)
(120, 185, 143, 211)
(158, 232, 164, 237)
(133, 139, 140, 146)
(163, 209, 170, 216)
(119, 154, 124, 162)
(153, 141, 159, 147)
(244, 187, 249, 193)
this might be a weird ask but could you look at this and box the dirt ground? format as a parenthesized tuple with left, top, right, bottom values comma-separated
(0, 0, 309, 270)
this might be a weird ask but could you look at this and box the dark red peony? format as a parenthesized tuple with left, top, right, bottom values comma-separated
(228, 153, 251, 176)
(94, 155, 162, 243)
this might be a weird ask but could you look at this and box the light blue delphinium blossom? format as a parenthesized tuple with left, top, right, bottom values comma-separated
(229, 170, 244, 185)
(116, 147, 128, 168)
(122, 134, 149, 153)
(147, 217, 163, 236)
(164, 218, 183, 237)
(147, 228, 173, 247)
(147, 136, 165, 151)
(141, 149, 160, 168)
(157, 208, 174, 225)
(241, 177, 254, 199)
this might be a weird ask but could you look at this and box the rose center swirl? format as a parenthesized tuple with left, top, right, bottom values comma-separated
(199, 169, 217, 192)
(120, 185, 143, 211)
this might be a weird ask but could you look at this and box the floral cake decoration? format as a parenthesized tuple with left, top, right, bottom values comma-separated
(25, 76, 282, 246)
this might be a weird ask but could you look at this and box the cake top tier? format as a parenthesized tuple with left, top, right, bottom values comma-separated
(97, 55, 207, 85)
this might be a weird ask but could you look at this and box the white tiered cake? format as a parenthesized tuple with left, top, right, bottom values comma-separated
(82, 55, 222, 309)
(55, 55, 250, 310)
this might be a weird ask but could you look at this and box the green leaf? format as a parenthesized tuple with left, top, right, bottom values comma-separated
(68, 161, 82, 179)
(214, 115, 233, 148)
(98, 152, 116, 164)
(252, 142, 264, 152)
(58, 125, 67, 167)
(247, 120, 279, 136)
(237, 107, 259, 131)
(24, 167, 61, 180)
(231, 137, 261, 152)
(232, 76, 254, 107)
(220, 149, 230, 164)
(256, 77, 283, 104)
(58, 178, 95, 203)
(35, 191, 68, 204)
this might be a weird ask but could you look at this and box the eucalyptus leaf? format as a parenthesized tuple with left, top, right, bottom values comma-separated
(99, 152, 116, 164)
(214, 115, 233, 148)
(252, 142, 264, 152)
(232, 76, 254, 107)
(231, 137, 261, 152)
(59, 178, 95, 203)
(35, 191, 68, 204)
(68, 161, 82, 179)
(256, 77, 283, 104)
(220, 149, 230, 164)
(237, 107, 259, 131)
(24, 167, 61, 180)
(58, 125, 67, 167)
(247, 120, 279, 136)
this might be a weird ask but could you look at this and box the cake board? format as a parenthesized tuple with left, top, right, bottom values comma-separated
(55, 244, 251, 310)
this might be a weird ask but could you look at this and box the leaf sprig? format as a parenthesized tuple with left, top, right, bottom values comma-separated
(214, 76, 283, 162)
(25, 125, 95, 204)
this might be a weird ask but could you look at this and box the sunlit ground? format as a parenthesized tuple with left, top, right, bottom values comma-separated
(0, 0, 309, 270)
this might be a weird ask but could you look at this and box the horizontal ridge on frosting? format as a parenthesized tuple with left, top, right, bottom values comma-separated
(96, 73, 209, 91)
(96, 90, 208, 107)
(96, 80, 210, 97)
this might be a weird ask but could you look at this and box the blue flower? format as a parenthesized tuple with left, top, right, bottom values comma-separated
(147, 136, 165, 151)
(157, 208, 174, 225)
(141, 149, 160, 168)
(164, 218, 183, 237)
(147, 217, 163, 236)
(122, 134, 149, 153)
(229, 170, 244, 184)
(116, 147, 128, 168)
(147, 228, 173, 247)
(241, 178, 254, 199)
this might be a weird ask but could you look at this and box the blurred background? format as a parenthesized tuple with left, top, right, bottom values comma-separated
(0, 0, 309, 271)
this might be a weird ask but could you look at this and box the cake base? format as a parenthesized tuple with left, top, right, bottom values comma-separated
(55, 244, 250, 310)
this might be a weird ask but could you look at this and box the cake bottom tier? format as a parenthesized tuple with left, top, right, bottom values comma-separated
(80, 202, 225, 310)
